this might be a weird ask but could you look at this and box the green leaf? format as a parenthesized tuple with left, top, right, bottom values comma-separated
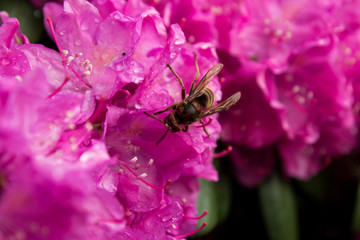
(258, 173, 299, 240)
(352, 182, 360, 232)
(195, 162, 232, 237)
(296, 171, 328, 203)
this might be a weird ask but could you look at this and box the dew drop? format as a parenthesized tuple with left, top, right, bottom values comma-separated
(161, 215, 172, 222)
(116, 64, 125, 71)
(80, 21, 90, 31)
(59, 30, 65, 36)
(75, 39, 82, 46)
(170, 52, 176, 59)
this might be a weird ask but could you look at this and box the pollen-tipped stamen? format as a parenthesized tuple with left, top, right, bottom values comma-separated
(212, 146, 233, 158)
(174, 222, 207, 239)
(219, 77, 226, 84)
(183, 210, 208, 220)
(46, 17, 91, 90)
(180, 17, 186, 29)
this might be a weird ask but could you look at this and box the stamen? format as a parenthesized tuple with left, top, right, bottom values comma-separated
(46, 17, 63, 53)
(46, 17, 92, 90)
(183, 210, 208, 220)
(147, 158, 154, 168)
(47, 76, 70, 99)
(219, 77, 226, 84)
(212, 146, 233, 158)
(61, 50, 69, 56)
(21, 34, 29, 44)
(87, 64, 93, 71)
(129, 156, 138, 163)
(98, 218, 124, 224)
(66, 56, 74, 65)
(180, 17, 186, 29)
(174, 222, 207, 239)
(196, 117, 213, 128)
(138, 173, 147, 178)
(122, 163, 171, 190)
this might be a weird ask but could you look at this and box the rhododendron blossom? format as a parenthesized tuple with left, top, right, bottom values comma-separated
(0, 0, 225, 238)
(6, 0, 360, 238)
(145, 0, 360, 186)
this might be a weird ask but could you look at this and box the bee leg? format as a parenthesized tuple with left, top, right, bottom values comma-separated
(182, 125, 189, 132)
(144, 112, 165, 125)
(166, 63, 186, 100)
(156, 128, 170, 146)
(199, 119, 211, 138)
(189, 52, 200, 94)
(153, 103, 177, 115)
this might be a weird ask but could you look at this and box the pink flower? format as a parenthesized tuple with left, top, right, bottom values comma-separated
(1, 0, 227, 237)
(99, 44, 221, 237)
(30, 0, 63, 9)
(0, 11, 29, 47)
(143, 0, 360, 184)
(0, 70, 126, 239)
(219, 60, 284, 148)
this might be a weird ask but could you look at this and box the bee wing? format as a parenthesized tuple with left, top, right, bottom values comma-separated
(199, 92, 241, 118)
(187, 63, 223, 103)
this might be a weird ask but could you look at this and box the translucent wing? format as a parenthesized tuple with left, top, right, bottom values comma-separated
(186, 63, 223, 103)
(199, 92, 241, 118)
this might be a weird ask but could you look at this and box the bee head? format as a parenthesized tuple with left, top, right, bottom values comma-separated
(164, 113, 182, 132)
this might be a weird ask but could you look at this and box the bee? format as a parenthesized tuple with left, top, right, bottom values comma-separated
(144, 53, 241, 145)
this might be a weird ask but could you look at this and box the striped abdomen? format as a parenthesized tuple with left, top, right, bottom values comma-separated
(196, 88, 214, 109)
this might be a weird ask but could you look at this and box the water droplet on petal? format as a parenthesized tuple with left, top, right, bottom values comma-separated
(80, 21, 89, 31)
(116, 63, 125, 71)
(75, 39, 82, 46)
(161, 216, 172, 222)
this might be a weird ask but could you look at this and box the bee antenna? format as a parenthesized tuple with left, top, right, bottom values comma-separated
(156, 128, 170, 146)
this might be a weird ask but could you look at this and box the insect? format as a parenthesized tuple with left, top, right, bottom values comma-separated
(144, 53, 241, 145)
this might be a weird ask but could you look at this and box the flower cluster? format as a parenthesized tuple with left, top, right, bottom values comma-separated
(0, 0, 224, 238)
(146, 0, 360, 187)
